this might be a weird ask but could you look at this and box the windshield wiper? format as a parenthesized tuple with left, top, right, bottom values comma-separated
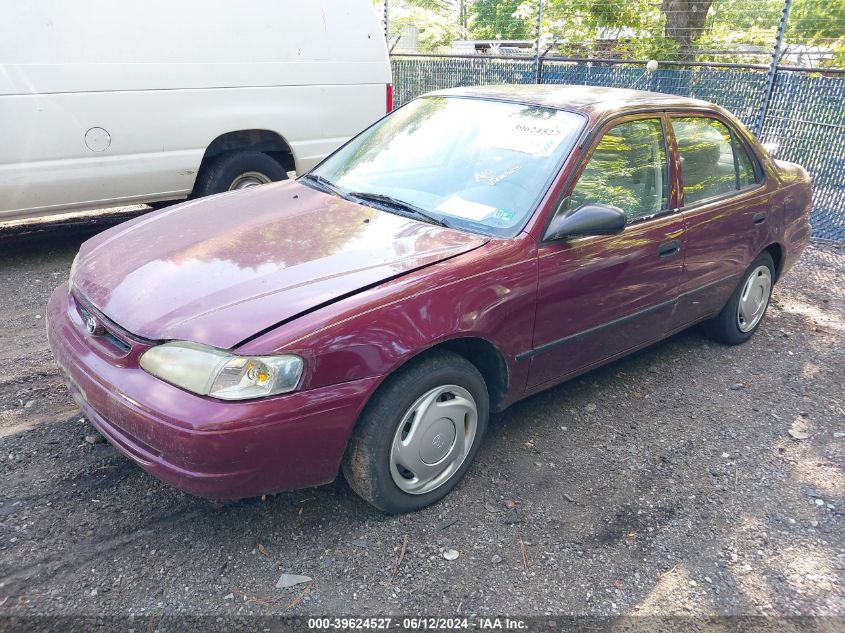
(348, 191, 451, 228)
(300, 173, 344, 198)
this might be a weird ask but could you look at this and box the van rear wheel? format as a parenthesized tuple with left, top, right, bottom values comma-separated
(193, 150, 287, 198)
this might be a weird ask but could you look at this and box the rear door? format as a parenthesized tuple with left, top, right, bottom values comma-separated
(526, 113, 685, 389)
(665, 113, 771, 332)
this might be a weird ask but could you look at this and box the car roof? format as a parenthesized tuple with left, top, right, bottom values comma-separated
(426, 85, 715, 116)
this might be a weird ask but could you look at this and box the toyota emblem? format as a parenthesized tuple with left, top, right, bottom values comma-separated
(85, 315, 104, 336)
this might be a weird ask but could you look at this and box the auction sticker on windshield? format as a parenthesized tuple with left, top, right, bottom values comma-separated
(489, 111, 579, 157)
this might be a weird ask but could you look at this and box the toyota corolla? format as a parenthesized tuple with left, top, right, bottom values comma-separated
(47, 86, 812, 513)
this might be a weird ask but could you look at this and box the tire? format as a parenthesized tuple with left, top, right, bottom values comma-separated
(342, 351, 490, 514)
(703, 252, 775, 345)
(192, 150, 287, 198)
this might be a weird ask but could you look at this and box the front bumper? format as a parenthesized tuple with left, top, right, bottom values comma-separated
(46, 282, 379, 499)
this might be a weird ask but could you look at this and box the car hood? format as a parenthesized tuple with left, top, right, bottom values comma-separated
(73, 181, 488, 349)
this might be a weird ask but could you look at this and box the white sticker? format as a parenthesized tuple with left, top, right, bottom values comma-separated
(436, 195, 496, 221)
(490, 116, 574, 157)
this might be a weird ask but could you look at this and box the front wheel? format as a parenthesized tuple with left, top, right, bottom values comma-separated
(704, 252, 774, 345)
(343, 351, 489, 514)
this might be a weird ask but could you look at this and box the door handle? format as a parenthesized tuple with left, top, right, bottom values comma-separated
(658, 239, 681, 257)
(753, 212, 767, 225)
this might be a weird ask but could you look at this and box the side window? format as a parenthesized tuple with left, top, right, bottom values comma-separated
(735, 138, 758, 188)
(570, 119, 668, 223)
(673, 117, 758, 205)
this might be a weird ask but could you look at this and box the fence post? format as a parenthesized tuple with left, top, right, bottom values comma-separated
(534, 0, 543, 83)
(754, 0, 792, 137)
(383, 0, 390, 46)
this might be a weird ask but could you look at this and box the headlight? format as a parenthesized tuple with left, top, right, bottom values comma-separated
(68, 253, 80, 291)
(139, 341, 303, 400)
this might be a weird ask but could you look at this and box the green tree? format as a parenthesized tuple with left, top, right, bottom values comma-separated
(380, 0, 845, 64)
(468, 0, 534, 40)
(661, 0, 714, 59)
(540, 0, 675, 58)
(788, 0, 845, 66)
(383, 0, 464, 52)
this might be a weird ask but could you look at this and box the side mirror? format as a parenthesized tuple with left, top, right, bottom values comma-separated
(543, 201, 626, 241)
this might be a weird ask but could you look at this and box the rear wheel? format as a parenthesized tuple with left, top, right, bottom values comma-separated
(343, 351, 489, 514)
(704, 252, 774, 345)
(192, 150, 287, 198)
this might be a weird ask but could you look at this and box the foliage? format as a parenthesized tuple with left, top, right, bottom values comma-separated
(692, 0, 781, 62)
(386, 2, 464, 52)
(539, 0, 677, 59)
(468, 0, 534, 40)
(380, 0, 845, 66)
(788, 0, 845, 66)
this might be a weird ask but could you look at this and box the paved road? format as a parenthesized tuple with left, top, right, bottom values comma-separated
(0, 213, 842, 618)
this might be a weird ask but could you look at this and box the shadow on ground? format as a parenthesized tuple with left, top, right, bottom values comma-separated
(0, 229, 842, 617)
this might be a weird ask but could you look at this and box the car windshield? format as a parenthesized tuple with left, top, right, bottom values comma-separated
(307, 96, 585, 236)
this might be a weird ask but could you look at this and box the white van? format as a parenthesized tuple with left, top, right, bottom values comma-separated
(0, 0, 391, 221)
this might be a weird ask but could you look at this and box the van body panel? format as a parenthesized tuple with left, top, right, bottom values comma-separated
(0, 0, 390, 220)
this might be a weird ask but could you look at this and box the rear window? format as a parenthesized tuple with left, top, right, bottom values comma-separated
(673, 117, 760, 205)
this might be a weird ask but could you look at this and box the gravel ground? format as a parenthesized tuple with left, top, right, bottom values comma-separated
(0, 210, 843, 619)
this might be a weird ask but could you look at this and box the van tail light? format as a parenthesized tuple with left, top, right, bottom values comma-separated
(386, 84, 394, 113)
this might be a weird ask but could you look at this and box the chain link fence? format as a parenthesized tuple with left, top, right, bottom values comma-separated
(374, 0, 845, 242)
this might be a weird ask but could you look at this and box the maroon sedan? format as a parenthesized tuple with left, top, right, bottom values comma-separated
(47, 86, 812, 513)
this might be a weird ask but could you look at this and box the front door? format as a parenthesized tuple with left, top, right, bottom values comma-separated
(526, 115, 685, 389)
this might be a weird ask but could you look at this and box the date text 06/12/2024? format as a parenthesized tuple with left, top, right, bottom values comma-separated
(307, 617, 528, 630)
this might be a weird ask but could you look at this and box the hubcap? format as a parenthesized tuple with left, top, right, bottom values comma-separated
(229, 172, 272, 191)
(389, 385, 478, 495)
(737, 265, 772, 332)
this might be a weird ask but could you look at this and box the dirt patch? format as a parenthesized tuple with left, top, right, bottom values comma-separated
(0, 221, 842, 617)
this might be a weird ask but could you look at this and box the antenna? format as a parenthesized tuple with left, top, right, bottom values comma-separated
(630, 60, 659, 90)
